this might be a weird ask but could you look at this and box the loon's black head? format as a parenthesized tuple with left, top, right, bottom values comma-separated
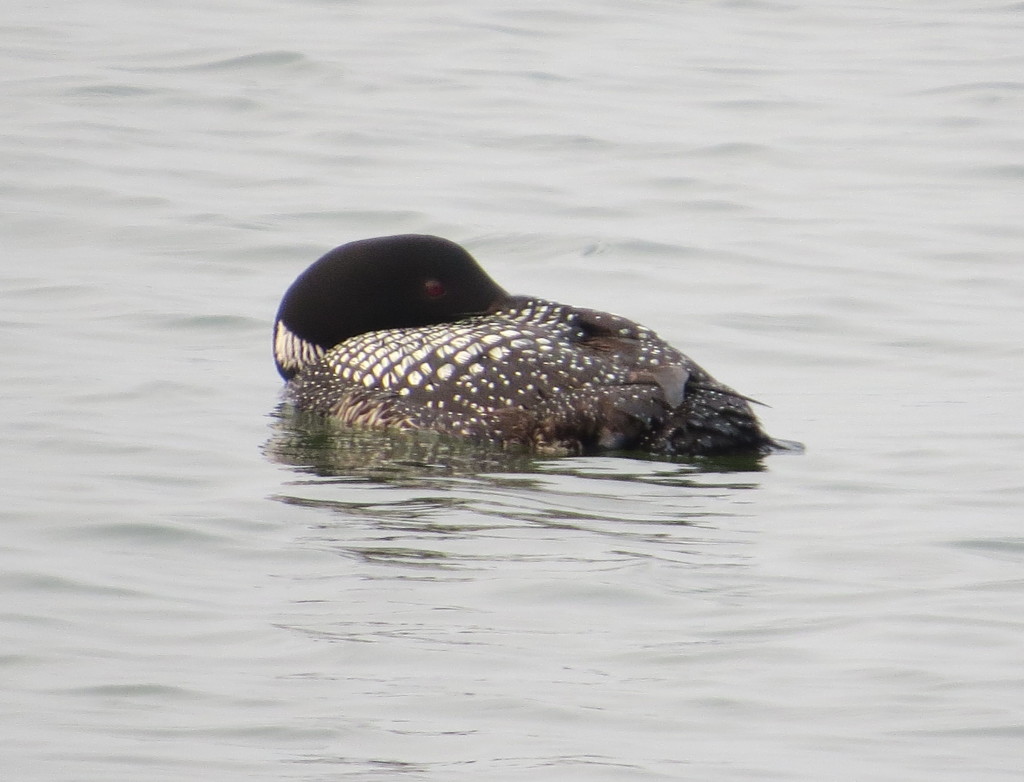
(274, 234, 510, 380)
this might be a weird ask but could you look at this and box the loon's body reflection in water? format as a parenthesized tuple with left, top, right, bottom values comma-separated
(264, 402, 771, 489)
(265, 403, 540, 480)
(264, 402, 770, 571)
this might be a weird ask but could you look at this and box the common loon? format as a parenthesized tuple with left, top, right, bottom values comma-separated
(274, 234, 778, 457)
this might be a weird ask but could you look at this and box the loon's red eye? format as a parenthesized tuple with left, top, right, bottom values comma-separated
(424, 278, 446, 299)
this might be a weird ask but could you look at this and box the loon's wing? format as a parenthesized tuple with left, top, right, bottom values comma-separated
(570, 306, 690, 409)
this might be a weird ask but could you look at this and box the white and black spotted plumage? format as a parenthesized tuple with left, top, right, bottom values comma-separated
(274, 235, 777, 456)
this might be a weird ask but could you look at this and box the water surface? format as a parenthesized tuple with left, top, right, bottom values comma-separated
(3, 1, 1023, 780)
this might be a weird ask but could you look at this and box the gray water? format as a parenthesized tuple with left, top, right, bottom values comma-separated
(3, 1, 1023, 780)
